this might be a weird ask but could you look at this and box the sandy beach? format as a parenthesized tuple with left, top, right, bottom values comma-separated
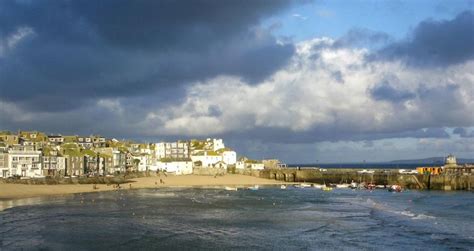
(0, 174, 287, 200)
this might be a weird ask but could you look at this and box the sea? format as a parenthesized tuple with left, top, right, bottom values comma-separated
(288, 163, 440, 169)
(1, 187, 473, 250)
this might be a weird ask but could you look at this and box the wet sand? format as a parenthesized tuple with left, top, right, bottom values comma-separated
(0, 174, 287, 200)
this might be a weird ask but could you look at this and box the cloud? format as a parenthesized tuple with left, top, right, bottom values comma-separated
(140, 36, 474, 143)
(0, 0, 297, 112)
(453, 127, 474, 138)
(376, 10, 474, 67)
(292, 13, 308, 20)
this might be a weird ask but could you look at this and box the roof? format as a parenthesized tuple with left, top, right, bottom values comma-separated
(194, 150, 220, 156)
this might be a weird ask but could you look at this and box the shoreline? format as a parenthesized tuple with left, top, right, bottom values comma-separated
(0, 174, 290, 201)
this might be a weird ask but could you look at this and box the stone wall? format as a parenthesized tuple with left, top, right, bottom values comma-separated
(259, 168, 473, 190)
(193, 167, 226, 176)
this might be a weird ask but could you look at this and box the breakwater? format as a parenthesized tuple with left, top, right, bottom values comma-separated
(236, 168, 473, 191)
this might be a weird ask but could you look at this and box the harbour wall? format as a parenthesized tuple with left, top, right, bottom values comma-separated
(237, 168, 473, 191)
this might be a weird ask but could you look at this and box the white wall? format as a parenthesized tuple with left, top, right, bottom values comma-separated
(222, 151, 236, 165)
(158, 161, 192, 175)
(191, 153, 222, 168)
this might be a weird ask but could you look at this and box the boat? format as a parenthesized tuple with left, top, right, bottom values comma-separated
(349, 182, 358, 189)
(336, 184, 350, 188)
(388, 185, 402, 192)
(312, 184, 324, 189)
(248, 185, 259, 190)
(322, 187, 333, 191)
(280, 185, 287, 190)
(366, 183, 376, 190)
(299, 183, 312, 188)
(224, 186, 238, 191)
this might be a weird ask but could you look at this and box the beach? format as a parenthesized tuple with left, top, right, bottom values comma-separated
(0, 174, 286, 200)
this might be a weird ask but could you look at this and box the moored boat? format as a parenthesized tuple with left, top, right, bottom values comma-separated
(280, 185, 287, 190)
(248, 185, 259, 190)
(388, 185, 402, 192)
(225, 186, 238, 191)
(299, 183, 312, 188)
(322, 186, 333, 191)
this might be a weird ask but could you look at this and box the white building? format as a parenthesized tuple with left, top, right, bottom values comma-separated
(158, 160, 193, 175)
(8, 146, 43, 177)
(206, 138, 225, 151)
(236, 160, 264, 170)
(155, 141, 189, 159)
(221, 150, 236, 165)
(132, 154, 149, 172)
(191, 151, 222, 168)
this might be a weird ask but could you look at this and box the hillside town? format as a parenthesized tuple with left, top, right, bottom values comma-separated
(0, 130, 281, 179)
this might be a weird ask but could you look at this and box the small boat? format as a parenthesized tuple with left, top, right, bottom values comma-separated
(299, 183, 312, 188)
(224, 186, 238, 191)
(350, 182, 358, 189)
(388, 185, 402, 192)
(280, 185, 287, 190)
(322, 187, 333, 191)
(312, 184, 324, 189)
(248, 185, 259, 190)
(366, 183, 376, 190)
(336, 184, 350, 188)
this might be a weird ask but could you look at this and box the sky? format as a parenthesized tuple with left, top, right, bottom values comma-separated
(1, 0, 473, 163)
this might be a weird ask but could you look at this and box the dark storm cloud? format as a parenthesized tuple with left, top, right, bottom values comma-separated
(453, 127, 474, 138)
(0, 0, 297, 111)
(371, 81, 415, 102)
(375, 11, 474, 67)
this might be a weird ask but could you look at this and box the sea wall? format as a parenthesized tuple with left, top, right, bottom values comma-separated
(257, 168, 473, 190)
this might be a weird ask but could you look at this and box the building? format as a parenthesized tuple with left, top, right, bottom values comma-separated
(47, 135, 64, 145)
(42, 147, 65, 177)
(155, 141, 190, 159)
(236, 159, 264, 170)
(191, 150, 222, 168)
(158, 159, 193, 175)
(0, 152, 9, 178)
(219, 149, 237, 165)
(8, 145, 43, 177)
(0, 132, 19, 146)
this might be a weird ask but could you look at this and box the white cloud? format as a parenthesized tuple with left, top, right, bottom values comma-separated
(147, 37, 474, 139)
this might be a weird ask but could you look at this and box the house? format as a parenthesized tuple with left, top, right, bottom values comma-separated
(95, 147, 126, 174)
(61, 146, 85, 176)
(191, 150, 222, 168)
(8, 145, 43, 177)
(0, 132, 19, 146)
(0, 151, 9, 178)
(155, 141, 190, 159)
(42, 146, 65, 177)
(47, 135, 64, 145)
(132, 153, 149, 172)
(236, 158, 264, 170)
(157, 158, 193, 175)
(218, 148, 237, 165)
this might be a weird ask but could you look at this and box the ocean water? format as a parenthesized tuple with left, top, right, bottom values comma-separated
(1, 187, 473, 250)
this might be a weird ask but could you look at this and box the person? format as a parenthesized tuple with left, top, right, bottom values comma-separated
(129, 184, 132, 189)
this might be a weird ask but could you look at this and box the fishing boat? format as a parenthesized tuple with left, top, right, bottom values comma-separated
(280, 185, 287, 190)
(224, 186, 238, 191)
